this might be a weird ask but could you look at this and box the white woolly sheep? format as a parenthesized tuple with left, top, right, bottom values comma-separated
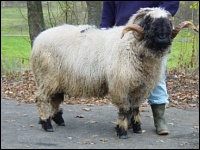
(30, 7, 198, 139)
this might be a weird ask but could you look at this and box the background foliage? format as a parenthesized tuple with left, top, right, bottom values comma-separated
(1, 1, 199, 75)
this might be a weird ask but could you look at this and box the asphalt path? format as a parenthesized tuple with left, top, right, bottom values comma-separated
(1, 98, 199, 149)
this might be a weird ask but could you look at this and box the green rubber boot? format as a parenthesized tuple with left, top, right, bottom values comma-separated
(151, 104, 169, 135)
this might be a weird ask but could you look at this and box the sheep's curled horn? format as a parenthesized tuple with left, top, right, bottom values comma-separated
(120, 9, 151, 40)
(121, 24, 144, 40)
(172, 21, 199, 38)
(121, 21, 199, 40)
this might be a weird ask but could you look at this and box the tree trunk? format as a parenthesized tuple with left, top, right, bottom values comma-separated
(65, 1, 69, 23)
(86, 1, 102, 27)
(27, 1, 45, 48)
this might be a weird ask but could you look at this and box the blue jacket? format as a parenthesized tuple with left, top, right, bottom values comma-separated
(100, 1, 179, 28)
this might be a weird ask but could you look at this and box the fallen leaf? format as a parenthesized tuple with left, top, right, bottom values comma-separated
(140, 109, 149, 112)
(91, 135, 98, 137)
(167, 122, 174, 125)
(111, 121, 117, 125)
(188, 104, 196, 107)
(3, 119, 15, 122)
(141, 130, 146, 133)
(85, 120, 97, 124)
(85, 104, 95, 106)
(182, 141, 189, 145)
(100, 138, 108, 142)
(77, 140, 95, 144)
(193, 125, 199, 129)
(75, 115, 84, 118)
(82, 108, 91, 111)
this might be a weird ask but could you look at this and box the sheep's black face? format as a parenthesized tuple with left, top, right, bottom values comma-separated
(140, 16, 173, 51)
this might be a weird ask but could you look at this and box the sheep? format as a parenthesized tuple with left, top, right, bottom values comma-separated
(30, 7, 198, 139)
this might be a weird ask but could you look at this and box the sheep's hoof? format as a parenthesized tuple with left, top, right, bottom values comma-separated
(115, 125, 128, 139)
(39, 118, 54, 132)
(132, 121, 142, 133)
(52, 109, 65, 126)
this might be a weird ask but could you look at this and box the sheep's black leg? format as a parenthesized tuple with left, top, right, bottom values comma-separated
(127, 107, 133, 129)
(115, 110, 128, 139)
(36, 95, 53, 132)
(127, 95, 133, 129)
(51, 93, 65, 126)
(38, 117, 53, 132)
(132, 119, 142, 133)
(52, 108, 65, 126)
(131, 106, 142, 133)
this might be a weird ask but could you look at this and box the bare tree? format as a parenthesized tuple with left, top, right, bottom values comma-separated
(174, 1, 199, 26)
(27, 1, 45, 47)
(86, 1, 102, 27)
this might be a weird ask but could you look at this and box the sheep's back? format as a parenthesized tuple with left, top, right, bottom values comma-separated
(30, 24, 123, 98)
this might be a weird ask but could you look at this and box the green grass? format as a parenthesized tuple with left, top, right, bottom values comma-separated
(1, 36, 31, 58)
(167, 31, 199, 70)
(1, 36, 31, 74)
(1, 3, 64, 75)
(1, 7, 29, 35)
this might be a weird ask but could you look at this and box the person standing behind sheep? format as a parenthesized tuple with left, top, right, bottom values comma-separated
(100, 1, 180, 135)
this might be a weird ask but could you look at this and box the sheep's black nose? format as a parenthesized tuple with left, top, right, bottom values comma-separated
(155, 35, 170, 44)
(158, 34, 167, 39)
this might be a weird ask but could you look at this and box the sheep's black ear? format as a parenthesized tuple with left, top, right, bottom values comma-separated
(172, 21, 199, 38)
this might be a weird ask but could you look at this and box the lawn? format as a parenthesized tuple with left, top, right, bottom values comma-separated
(1, 7, 29, 35)
(1, 36, 31, 58)
(1, 36, 31, 74)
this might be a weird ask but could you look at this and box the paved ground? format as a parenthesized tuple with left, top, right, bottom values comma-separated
(1, 98, 199, 149)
